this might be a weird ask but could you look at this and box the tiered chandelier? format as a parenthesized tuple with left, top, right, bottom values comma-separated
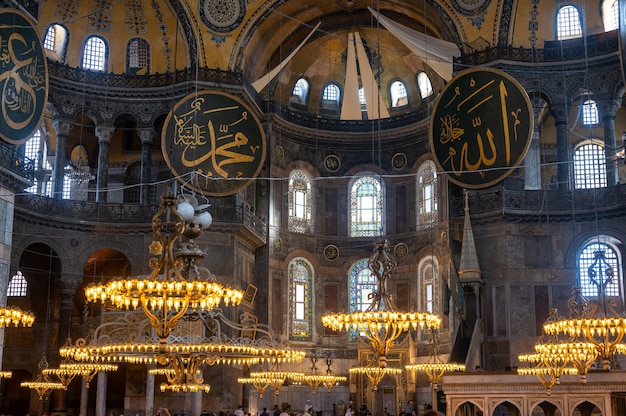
(0, 305, 35, 327)
(20, 355, 65, 400)
(322, 241, 441, 369)
(517, 309, 579, 395)
(405, 331, 465, 391)
(293, 350, 347, 394)
(518, 250, 626, 392)
(62, 191, 305, 392)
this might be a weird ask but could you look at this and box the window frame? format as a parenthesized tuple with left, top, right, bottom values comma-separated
(349, 174, 384, 237)
(577, 236, 623, 302)
(126, 37, 150, 74)
(288, 169, 313, 233)
(556, 4, 583, 40)
(288, 257, 314, 341)
(417, 72, 434, 99)
(320, 82, 342, 114)
(602, 0, 619, 32)
(7, 270, 28, 297)
(573, 140, 607, 189)
(82, 35, 108, 71)
(581, 99, 599, 126)
(417, 160, 438, 229)
(389, 79, 409, 108)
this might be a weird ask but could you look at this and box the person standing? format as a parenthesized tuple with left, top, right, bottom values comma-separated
(235, 406, 245, 416)
(261, 409, 269, 416)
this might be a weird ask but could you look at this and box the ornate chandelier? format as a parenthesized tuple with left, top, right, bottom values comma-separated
(542, 250, 626, 371)
(405, 331, 465, 390)
(63, 191, 305, 392)
(43, 360, 118, 388)
(322, 241, 440, 368)
(349, 364, 402, 391)
(84, 192, 242, 340)
(20, 355, 65, 400)
(0, 306, 35, 327)
(293, 350, 347, 394)
(0, 371, 11, 378)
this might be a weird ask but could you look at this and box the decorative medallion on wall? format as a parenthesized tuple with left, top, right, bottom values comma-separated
(324, 244, 339, 261)
(0, 9, 48, 145)
(162, 90, 266, 196)
(391, 153, 407, 170)
(88, 0, 113, 32)
(324, 155, 341, 173)
(273, 237, 283, 254)
(394, 243, 408, 259)
(125, 0, 148, 34)
(430, 68, 533, 189)
(275, 145, 285, 161)
(200, 0, 246, 33)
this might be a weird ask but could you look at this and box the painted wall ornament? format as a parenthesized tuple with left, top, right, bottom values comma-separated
(162, 90, 266, 196)
(430, 68, 533, 189)
(0, 9, 48, 145)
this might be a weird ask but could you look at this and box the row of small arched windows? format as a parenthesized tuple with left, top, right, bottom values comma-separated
(43, 24, 149, 73)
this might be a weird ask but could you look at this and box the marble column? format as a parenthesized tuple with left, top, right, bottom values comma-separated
(193, 391, 202, 416)
(80, 378, 89, 416)
(146, 368, 155, 416)
(597, 97, 621, 187)
(52, 119, 72, 199)
(138, 128, 154, 205)
(96, 371, 107, 416)
(551, 106, 571, 190)
(524, 97, 546, 190)
(95, 126, 115, 203)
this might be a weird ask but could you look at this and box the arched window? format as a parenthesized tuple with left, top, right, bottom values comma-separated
(321, 83, 341, 112)
(289, 258, 314, 340)
(43, 24, 68, 60)
(7, 271, 27, 297)
(350, 175, 384, 237)
(349, 259, 376, 313)
(288, 169, 312, 233)
(291, 78, 309, 105)
(578, 237, 623, 299)
(602, 0, 619, 32)
(127, 38, 150, 74)
(418, 160, 438, 228)
(419, 257, 439, 314)
(556, 5, 582, 40)
(417, 72, 433, 99)
(82, 36, 107, 71)
(582, 99, 599, 125)
(390, 80, 408, 107)
(573, 141, 607, 189)
(24, 130, 52, 195)
(359, 87, 367, 113)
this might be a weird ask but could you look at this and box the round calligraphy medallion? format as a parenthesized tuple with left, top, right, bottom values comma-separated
(324, 244, 339, 261)
(430, 68, 533, 189)
(275, 145, 285, 161)
(324, 155, 341, 173)
(391, 153, 407, 170)
(394, 243, 408, 259)
(199, 0, 246, 33)
(0, 9, 48, 145)
(162, 90, 266, 196)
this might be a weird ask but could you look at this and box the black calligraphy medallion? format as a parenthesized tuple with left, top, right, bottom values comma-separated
(0, 10, 48, 145)
(430, 68, 533, 189)
(162, 90, 266, 196)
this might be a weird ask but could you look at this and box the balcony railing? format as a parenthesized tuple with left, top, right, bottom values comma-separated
(13, 194, 266, 241)
(451, 183, 626, 221)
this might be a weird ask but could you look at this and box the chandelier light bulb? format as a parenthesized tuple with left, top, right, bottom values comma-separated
(177, 202, 195, 221)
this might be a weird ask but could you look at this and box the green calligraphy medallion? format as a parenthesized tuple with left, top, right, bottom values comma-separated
(430, 68, 533, 189)
(162, 90, 266, 196)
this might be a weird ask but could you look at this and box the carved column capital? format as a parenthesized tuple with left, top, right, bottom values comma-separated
(95, 126, 115, 143)
(52, 119, 72, 136)
(137, 128, 156, 145)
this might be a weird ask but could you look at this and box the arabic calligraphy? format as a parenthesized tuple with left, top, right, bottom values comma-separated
(430, 68, 533, 189)
(163, 90, 266, 196)
(0, 10, 48, 145)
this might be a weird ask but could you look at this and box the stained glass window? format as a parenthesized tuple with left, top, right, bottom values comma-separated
(349, 259, 377, 340)
(418, 160, 438, 228)
(573, 142, 607, 189)
(288, 170, 312, 233)
(289, 258, 313, 340)
(578, 239, 622, 298)
(350, 175, 383, 237)
(419, 257, 439, 314)
(7, 271, 27, 297)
